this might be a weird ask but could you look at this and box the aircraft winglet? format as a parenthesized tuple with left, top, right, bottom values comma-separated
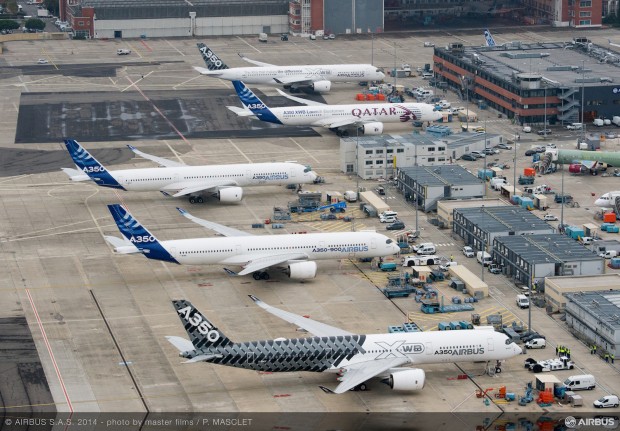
(224, 268, 239, 276)
(176, 207, 188, 215)
(319, 386, 335, 394)
(248, 294, 260, 303)
(160, 191, 172, 197)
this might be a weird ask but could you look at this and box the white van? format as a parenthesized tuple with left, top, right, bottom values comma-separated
(416, 244, 436, 255)
(566, 122, 583, 130)
(422, 72, 434, 79)
(413, 242, 434, 252)
(563, 374, 596, 391)
(599, 250, 618, 259)
(516, 294, 530, 309)
(417, 89, 434, 98)
(476, 251, 492, 266)
(593, 118, 605, 127)
(490, 177, 508, 190)
(344, 191, 358, 202)
(379, 211, 398, 219)
(525, 338, 546, 349)
(117, 49, 131, 55)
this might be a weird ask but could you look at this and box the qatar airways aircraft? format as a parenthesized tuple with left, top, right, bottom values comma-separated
(194, 43, 385, 93)
(105, 204, 401, 280)
(227, 81, 443, 136)
(61, 139, 316, 204)
(166, 296, 522, 393)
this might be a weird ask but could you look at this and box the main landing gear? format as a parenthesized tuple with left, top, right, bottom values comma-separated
(189, 196, 204, 204)
(349, 383, 368, 391)
(252, 271, 270, 280)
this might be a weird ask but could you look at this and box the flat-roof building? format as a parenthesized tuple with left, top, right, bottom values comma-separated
(437, 198, 508, 230)
(545, 274, 620, 312)
(565, 290, 620, 356)
(493, 234, 603, 288)
(434, 39, 620, 125)
(397, 165, 484, 212)
(453, 206, 555, 254)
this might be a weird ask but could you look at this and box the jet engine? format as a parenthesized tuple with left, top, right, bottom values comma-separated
(286, 261, 318, 279)
(311, 80, 332, 93)
(360, 122, 384, 135)
(217, 187, 243, 202)
(388, 369, 426, 391)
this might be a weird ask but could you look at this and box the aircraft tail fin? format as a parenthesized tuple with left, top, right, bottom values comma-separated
(106, 204, 178, 263)
(197, 43, 229, 70)
(231, 81, 282, 124)
(171, 300, 233, 349)
(63, 139, 124, 189)
(484, 29, 496, 47)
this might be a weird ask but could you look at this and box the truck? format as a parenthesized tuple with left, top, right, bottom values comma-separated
(490, 177, 508, 191)
(258, 33, 268, 43)
(402, 254, 441, 266)
(518, 175, 534, 185)
(613, 116, 620, 127)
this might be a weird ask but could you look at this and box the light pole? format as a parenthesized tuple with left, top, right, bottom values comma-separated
(560, 162, 565, 228)
(543, 85, 547, 139)
(414, 144, 419, 233)
(371, 32, 374, 66)
(581, 60, 586, 143)
(480, 205, 486, 282)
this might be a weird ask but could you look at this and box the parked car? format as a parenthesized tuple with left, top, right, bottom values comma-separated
(525, 149, 536, 156)
(423, 42, 435, 47)
(543, 214, 558, 221)
(537, 129, 552, 136)
(328, 34, 335, 39)
(461, 153, 477, 161)
(379, 215, 397, 223)
(523, 126, 532, 133)
(472, 126, 486, 132)
(37, 58, 48, 64)
(439, 261, 458, 271)
(488, 263, 502, 274)
(462, 246, 475, 257)
(605, 131, 616, 139)
(534, 146, 546, 153)
(386, 221, 405, 230)
(495, 143, 513, 150)
(483, 148, 498, 155)
(470, 151, 483, 159)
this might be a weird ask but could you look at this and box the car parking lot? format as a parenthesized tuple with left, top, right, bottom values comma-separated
(1, 28, 620, 421)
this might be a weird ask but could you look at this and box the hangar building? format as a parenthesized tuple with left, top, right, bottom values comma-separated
(544, 273, 620, 312)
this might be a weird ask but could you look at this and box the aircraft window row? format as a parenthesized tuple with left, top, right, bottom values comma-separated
(183, 249, 233, 254)
(249, 246, 313, 251)
(327, 243, 363, 247)
(128, 178, 173, 182)
(255, 172, 286, 176)
(184, 174, 242, 179)
(369, 350, 389, 353)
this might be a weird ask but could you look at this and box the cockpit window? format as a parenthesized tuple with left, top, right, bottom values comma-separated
(377, 68, 384, 73)
(304, 165, 312, 173)
(505, 339, 512, 345)
(386, 239, 393, 244)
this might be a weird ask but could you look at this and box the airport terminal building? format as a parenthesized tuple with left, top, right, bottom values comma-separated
(433, 39, 620, 125)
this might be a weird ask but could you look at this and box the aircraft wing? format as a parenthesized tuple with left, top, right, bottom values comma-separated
(226, 106, 256, 117)
(176, 207, 252, 237)
(324, 357, 410, 394)
(167, 180, 238, 197)
(311, 116, 361, 129)
(127, 145, 186, 168)
(238, 54, 276, 67)
(237, 253, 307, 276)
(249, 295, 353, 337)
(275, 89, 326, 106)
(273, 76, 314, 85)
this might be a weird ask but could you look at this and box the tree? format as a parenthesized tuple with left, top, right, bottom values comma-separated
(0, 19, 19, 30)
(3, 0, 18, 14)
(24, 17, 45, 31)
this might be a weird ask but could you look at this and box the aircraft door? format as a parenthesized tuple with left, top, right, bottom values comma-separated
(290, 167, 296, 179)
(371, 238, 377, 249)
(487, 338, 494, 352)
(425, 342, 433, 355)
(117, 175, 129, 186)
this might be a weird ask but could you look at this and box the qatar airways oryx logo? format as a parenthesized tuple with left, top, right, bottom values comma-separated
(395, 105, 418, 122)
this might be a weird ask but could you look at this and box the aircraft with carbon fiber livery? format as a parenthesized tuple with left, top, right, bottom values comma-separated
(166, 296, 523, 394)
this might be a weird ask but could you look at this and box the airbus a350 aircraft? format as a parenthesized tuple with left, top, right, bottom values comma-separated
(227, 81, 443, 136)
(166, 296, 522, 393)
(194, 43, 385, 93)
(61, 139, 317, 204)
(105, 204, 401, 280)
(484, 29, 496, 47)
(595, 191, 620, 208)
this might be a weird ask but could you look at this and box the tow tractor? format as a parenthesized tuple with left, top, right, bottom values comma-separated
(524, 356, 575, 373)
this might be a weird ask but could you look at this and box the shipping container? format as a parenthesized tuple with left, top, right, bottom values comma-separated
(523, 167, 536, 177)
(604, 212, 617, 223)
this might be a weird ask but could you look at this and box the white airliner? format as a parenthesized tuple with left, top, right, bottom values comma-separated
(228, 81, 443, 136)
(61, 139, 317, 204)
(105, 204, 401, 280)
(595, 191, 620, 208)
(194, 43, 385, 93)
(167, 296, 523, 393)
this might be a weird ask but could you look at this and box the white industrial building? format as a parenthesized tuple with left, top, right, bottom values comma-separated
(396, 165, 484, 212)
(84, 0, 289, 39)
(565, 291, 620, 356)
(339, 132, 504, 180)
(545, 274, 620, 312)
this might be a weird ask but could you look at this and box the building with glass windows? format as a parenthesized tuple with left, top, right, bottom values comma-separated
(433, 39, 620, 126)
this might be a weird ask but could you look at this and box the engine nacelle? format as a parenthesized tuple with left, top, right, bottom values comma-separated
(388, 369, 426, 391)
(287, 261, 318, 280)
(217, 187, 243, 203)
(311, 80, 332, 93)
(360, 122, 384, 135)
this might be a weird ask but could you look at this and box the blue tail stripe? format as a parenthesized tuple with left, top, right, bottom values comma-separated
(107, 204, 178, 264)
(64, 139, 125, 190)
(484, 29, 496, 47)
(231, 81, 282, 125)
